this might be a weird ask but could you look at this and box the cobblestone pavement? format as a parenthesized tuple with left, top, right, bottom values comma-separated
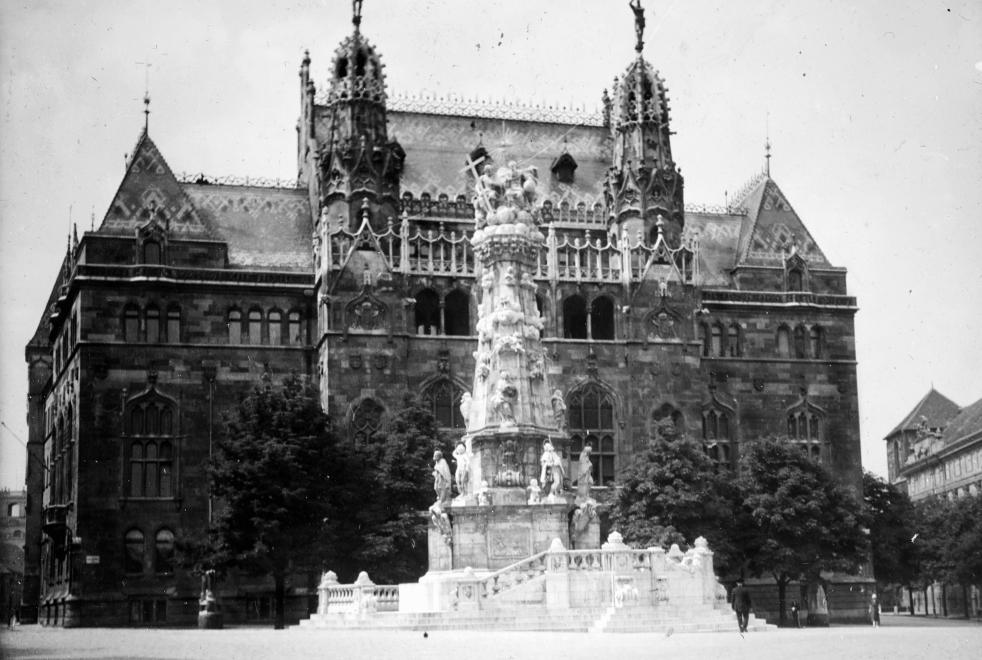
(1, 616, 980, 660)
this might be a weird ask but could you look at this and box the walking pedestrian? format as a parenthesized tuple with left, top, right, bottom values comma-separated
(790, 600, 801, 628)
(869, 593, 880, 628)
(732, 580, 752, 632)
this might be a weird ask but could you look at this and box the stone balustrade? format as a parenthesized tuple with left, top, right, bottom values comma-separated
(316, 571, 399, 616)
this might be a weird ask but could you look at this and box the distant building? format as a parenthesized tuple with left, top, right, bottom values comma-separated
(24, 8, 870, 625)
(1, 489, 27, 623)
(884, 389, 982, 618)
(885, 389, 982, 501)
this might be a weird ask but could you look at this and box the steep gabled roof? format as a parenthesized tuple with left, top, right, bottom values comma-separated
(885, 388, 961, 438)
(97, 129, 211, 238)
(941, 396, 982, 448)
(733, 175, 831, 268)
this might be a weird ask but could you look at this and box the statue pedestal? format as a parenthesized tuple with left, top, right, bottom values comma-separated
(449, 500, 573, 571)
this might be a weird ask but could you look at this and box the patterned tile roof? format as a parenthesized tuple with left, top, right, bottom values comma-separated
(182, 183, 313, 271)
(683, 212, 746, 286)
(885, 388, 962, 438)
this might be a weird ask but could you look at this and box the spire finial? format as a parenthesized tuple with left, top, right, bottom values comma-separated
(137, 60, 152, 132)
(764, 111, 771, 176)
(352, 0, 363, 30)
(630, 0, 645, 53)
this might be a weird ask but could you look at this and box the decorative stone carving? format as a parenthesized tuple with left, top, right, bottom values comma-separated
(527, 479, 542, 504)
(539, 440, 564, 498)
(551, 389, 567, 431)
(452, 441, 470, 497)
(575, 444, 594, 503)
(528, 352, 545, 381)
(491, 372, 518, 427)
(647, 308, 678, 340)
(432, 450, 452, 509)
(459, 392, 472, 427)
(346, 296, 386, 331)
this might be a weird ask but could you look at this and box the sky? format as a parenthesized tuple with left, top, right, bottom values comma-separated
(1, 0, 980, 489)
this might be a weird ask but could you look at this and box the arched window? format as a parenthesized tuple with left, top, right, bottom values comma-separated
(145, 305, 160, 343)
(710, 323, 724, 356)
(444, 290, 471, 336)
(788, 267, 803, 291)
(248, 309, 263, 345)
(809, 326, 823, 359)
(424, 380, 465, 429)
(776, 325, 791, 358)
(228, 308, 242, 344)
(268, 309, 283, 345)
(702, 408, 732, 468)
(124, 304, 140, 342)
(143, 241, 161, 265)
(563, 295, 587, 339)
(124, 529, 145, 574)
(590, 296, 615, 340)
(288, 310, 303, 345)
(350, 398, 384, 442)
(126, 396, 177, 498)
(567, 384, 617, 486)
(651, 403, 685, 441)
(787, 406, 825, 462)
(793, 324, 807, 359)
(8, 503, 22, 517)
(166, 306, 181, 344)
(728, 324, 741, 357)
(699, 322, 710, 357)
(415, 289, 440, 335)
(154, 529, 175, 574)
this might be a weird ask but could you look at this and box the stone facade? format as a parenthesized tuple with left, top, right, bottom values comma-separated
(1, 489, 27, 623)
(24, 8, 865, 625)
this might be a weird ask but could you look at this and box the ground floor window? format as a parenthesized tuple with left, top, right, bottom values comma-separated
(129, 598, 167, 625)
(246, 595, 273, 620)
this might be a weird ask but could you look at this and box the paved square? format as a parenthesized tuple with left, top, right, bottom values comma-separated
(1, 616, 980, 660)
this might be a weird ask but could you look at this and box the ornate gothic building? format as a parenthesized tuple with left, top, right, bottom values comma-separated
(24, 8, 865, 626)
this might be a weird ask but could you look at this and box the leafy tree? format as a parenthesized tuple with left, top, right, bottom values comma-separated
(610, 418, 746, 575)
(739, 438, 869, 626)
(863, 471, 919, 587)
(208, 375, 340, 629)
(945, 494, 982, 616)
(912, 494, 982, 618)
(332, 393, 446, 584)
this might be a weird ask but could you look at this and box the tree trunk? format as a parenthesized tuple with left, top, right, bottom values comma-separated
(941, 582, 948, 617)
(963, 584, 970, 619)
(274, 572, 285, 630)
(777, 576, 788, 627)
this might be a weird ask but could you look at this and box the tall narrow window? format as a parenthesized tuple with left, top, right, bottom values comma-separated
(248, 309, 263, 345)
(155, 529, 175, 574)
(793, 324, 807, 359)
(228, 309, 242, 344)
(788, 406, 825, 461)
(809, 326, 823, 359)
(567, 384, 617, 486)
(166, 306, 181, 343)
(702, 408, 732, 467)
(699, 322, 710, 357)
(268, 310, 282, 345)
(444, 290, 471, 336)
(146, 305, 160, 343)
(125, 529, 145, 574)
(124, 304, 140, 342)
(563, 295, 588, 339)
(728, 323, 741, 357)
(590, 296, 615, 340)
(710, 324, 723, 356)
(126, 396, 177, 498)
(788, 268, 803, 291)
(143, 241, 161, 265)
(288, 310, 303, 345)
(414, 289, 440, 335)
(776, 326, 791, 358)
(424, 379, 465, 429)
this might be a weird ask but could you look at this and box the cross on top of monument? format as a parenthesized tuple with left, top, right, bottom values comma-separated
(461, 154, 493, 213)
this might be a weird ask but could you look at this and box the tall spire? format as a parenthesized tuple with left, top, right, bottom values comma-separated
(764, 112, 772, 176)
(352, 0, 363, 30)
(137, 61, 152, 132)
(630, 0, 646, 53)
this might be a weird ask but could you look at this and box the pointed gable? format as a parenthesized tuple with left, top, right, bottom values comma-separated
(97, 130, 211, 238)
(885, 388, 962, 439)
(734, 175, 830, 268)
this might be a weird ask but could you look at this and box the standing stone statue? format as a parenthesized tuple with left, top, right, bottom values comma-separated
(459, 392, 472, 428)
(492, 373, 518, 427)
(576, 444, 595, 502)
(550, 389, 567, 430)
(539, 440, 565, 498)
(452, 441, 470, 498)
(432, 450, 452, 509)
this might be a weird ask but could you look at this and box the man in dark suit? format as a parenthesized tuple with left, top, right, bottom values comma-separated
(732, 580, 752, 632)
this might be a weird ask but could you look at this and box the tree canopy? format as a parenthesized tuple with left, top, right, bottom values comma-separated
(610, 418, 745, 574)
(739, 438, 869, 624)
(863, 471, 919, 586)
(208, 374, 340, 628)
